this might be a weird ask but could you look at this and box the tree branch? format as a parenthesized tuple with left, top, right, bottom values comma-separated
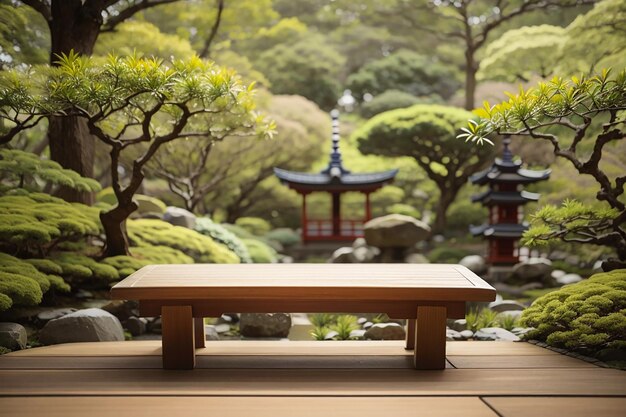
(198, 0, 224, 59)
(102, 0, 181, 32)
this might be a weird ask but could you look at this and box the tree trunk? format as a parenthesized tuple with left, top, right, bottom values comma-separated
(464, 49, 478, 111)
(100, 202, 138, 257)
(47, 0, 103, 204)
(431, 186, 458, 236)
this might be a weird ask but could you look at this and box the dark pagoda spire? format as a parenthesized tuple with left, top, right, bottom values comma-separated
(501, 136, 514, 163)
(321, 109, 350, 176)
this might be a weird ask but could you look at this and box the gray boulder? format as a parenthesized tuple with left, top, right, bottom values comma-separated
(36, 308, 77, 322)
(101, 300, 139, 322)
(474, 327, 520, 341)
(0, 322, 27, 350)
(556, 273, 583, 286)
(330, 247, 355, 263)
(364, 322, 406, 340)
(551, 269, 567, 279)
(446, 328, 463, 341)
(448, 319, 467, 332)
(39, 308, 125, 345)
(460, 330, 474, 340)
(163, 206, 196, 229)
(204, 325, 220, 341)
(239, 313, 291, 338)
(488, 300, 526, 313)
(459, 255, 487, 274)
(364, 214, 431, 248)
(404, 253, 430, 264)
(124, 317, 147, 336)
(512, 257, 554, 285)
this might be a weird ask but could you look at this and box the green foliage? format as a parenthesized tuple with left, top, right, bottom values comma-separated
(522, 269, 626, 352)
(478, 25, 566, 82)
(50, 253, 120, 283)
(128, 219, 239, 264)
(347, 50, 461, 101)
(241, 238, 277, 264)
(195, 217, 252, 264)
(133, 195, 167, 215)
(465, 308, 500, 332)
(460, 69, 626, 260)
(359, 89, 433, 119)
(0, 253, 70, 311)
(427, 247, 471, 264)
(0, 192, 102, 257)
(254, 34, 345, 110)
(221, 223, 255, 239)
(523, 200, 619, 248)
(310, 326, 332, 341)
(0, 2, 48, 68)
(24, 259, 63, 275)
(0, 149, 101, 193)
(309, 313, 336, 328)
(235, 216, 271, 236)
(498, 314, 520, 331)
(330, 315, 359, 340)
(386, 203, 421, 219)
(265, 228, 301, 247)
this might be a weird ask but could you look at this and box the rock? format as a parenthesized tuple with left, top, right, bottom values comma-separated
(163, 206, 196, 229)
(352, 237, 367, 248)
(214, 323, 230, 334)
(449, 319, 467, 332)
(0, 322, 27, 350)
(101, 300, 139, 322)
(446, 328, 463, 341)
(460, 330, 474, 340)
(488, 300, 526, 313)
(239, 313, 291, 338)
(124, 316, 147, 336)
(75, 289, 93, 299)
(512, 258, 553, 285)
(363, 321, 373, 329)
(459, 255, 487, 274)
(511, 327, 533, 336)
(352, 245, 378, 263)
(330, 247, 355, 263)
(551, 269, 566, 279)
(565, 255, 580, 266)
(404, 253, 430, 264)
(364, 214, 431, 248)
(592, 260, 604, 273)
(596, 348, 626, 363)
(134, 195, 166, 215)
(39, 308, 125, 345)
(324, 330, 339, 340)
(349, 329, 366, 339)
(496, 310, 523, 321)
(279, 256, 294, 263)
(36, 308, 77, 322)
(147, 317, 161, 334)
(204, 325, 220, 341)
(556, 273, 583, 286)
(364, 323, 406, 340)
(474, 327, 520, 342)
(357, 317, 367, 325)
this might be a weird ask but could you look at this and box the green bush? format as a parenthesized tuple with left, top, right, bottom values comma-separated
(221, 223, 255, 239)
(128, 219, 239, 264)
(241, 238, 277, 263)
(522, 269, 626, 352)
(235, 217, 271, 236)
(360, 90, 442, 119)
(265, 228, 301, 248)
(0, 253, 70, 311)
(102, 246, 194, 278)
(195, 217, 252, 263)
(427, 247, 471, 264)
(0, 192, 102, 256)
(134, 194, 167, 215)
(386, 203, 421, 219)
(51, 253, 120, 283)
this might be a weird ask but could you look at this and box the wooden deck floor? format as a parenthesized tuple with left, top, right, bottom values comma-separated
(1, 340, 625, 416)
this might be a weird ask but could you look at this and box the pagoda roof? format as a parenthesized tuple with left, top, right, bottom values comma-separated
(274, 109, 398, 192)
(274, 167, 398, 192)
(470, 223, 528, 238)
(470, 137, 550, 185)
(471, 190, 540, 205)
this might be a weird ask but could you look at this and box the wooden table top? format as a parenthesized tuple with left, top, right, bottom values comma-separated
(111, 264, 496, 302)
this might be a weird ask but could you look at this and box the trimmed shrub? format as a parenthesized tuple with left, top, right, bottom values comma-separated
(102, 246, 194, 278)
(522, 269, 626, 352)
(50, 253, 120, 283)
(360, 90, 438, 119)
(134, 194, 167, 215)
(195, 217, 252, 263)
(427, 247, 471, 264)
(221, 223, 255, 239)
(386, 203, 421, 219)
(241, 238, 278, 263)
(127, 219, 240, 264)
(265, 228, 301, 248)
(235, 217, 271, 236)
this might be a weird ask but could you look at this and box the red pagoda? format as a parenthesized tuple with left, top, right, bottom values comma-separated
(470, 137, 550, 265)
(274, 110, 398, 243)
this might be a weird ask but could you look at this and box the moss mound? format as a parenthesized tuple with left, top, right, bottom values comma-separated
(241, 238, 277, 263)
(234, 217, 271, 236)
(127, 219, 239, 264)
(522, 269, 626, 351)
(195, 217, 252, 263)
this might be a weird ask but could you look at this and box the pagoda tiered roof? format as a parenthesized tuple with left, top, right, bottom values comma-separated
(274, 109, 398, 192)
(471, 190, 540, 205)
(470, 223, 528, 238)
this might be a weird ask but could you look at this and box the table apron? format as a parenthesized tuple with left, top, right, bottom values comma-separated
(139, 299, 465, 319)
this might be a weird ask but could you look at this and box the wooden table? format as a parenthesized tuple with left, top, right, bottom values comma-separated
(111, 264, 496, 370)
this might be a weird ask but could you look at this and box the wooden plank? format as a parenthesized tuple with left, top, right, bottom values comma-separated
(4, 340, 558, 358)
(0, 397, 497, 417)
(415, 306, 447, 369)
(111, 264, 496, 302)
(2, 368, 625, 396)
(484, 397, 626, 417)
(161, 306, 195, 369)
(448, 354, 595, 369)
(194, 318, 205, 349)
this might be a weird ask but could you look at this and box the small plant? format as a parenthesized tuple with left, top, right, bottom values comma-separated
(310, 313, 335, 328)
(372, 313, 389, 324)
(310, 326, 332, 341)
(465, 308, 500, 331)
(330, 315, 359, 340)
(498, 314, 520, 331)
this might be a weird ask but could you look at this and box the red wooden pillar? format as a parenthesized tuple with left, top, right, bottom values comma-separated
(301, 193, 308, 241)
(332, 192, 341, 236)
(364, 192, 372, 222)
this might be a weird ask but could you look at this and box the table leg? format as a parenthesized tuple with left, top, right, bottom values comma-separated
(405, 319, 416, 350)
(161, 305, 195, 370)
(194, 317, 206, 349)
(414, 306, 447, 370)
